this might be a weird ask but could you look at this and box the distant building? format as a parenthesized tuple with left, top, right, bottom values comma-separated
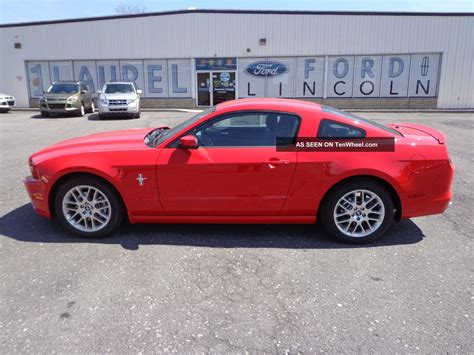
(1, 9, 473, 109)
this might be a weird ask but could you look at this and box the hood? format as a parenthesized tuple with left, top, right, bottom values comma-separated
(30, 128, 156, 164)
(101, 93, 137, 100)
(0, 93, 15, 98)
(388, 123, 446, 144)
(44, 93, 77, 100)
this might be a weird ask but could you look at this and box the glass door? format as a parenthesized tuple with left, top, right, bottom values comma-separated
(212, 71, 236, 105)
(197, 72, 211, 106)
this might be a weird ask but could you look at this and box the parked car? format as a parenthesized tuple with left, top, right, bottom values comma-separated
(0, 93, 15, 113)
(23, 99, 454, 243)
(40, 81, 94, 117)
(97, 82, 142, 119)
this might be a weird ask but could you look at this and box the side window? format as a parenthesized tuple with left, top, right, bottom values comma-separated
(193, 112, 299, 147)
(317, 119, 366, 139)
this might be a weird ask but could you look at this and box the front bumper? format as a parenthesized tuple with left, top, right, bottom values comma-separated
(23, 175, 51, 219)
(0, 99, 15, 110)
(40, 101, 80, 113)
(98, 101, 139, 115)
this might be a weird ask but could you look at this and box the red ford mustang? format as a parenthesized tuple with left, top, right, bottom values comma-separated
(24, 99, 454, 243)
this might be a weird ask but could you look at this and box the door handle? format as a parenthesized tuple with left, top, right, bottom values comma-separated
(267, 158, 290, 169)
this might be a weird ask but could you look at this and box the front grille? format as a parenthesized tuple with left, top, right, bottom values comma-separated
(108, 99, 127, 105)
(7, 100, 14, 106)
(110, 108, 128, 112)
(48, 103, 65, 109)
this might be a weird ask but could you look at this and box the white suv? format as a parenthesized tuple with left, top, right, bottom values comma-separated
(97, 82, 142, 119)
(0, 93, 15, 113)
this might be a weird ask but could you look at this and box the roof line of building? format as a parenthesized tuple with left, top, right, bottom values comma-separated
(1, 8, 473, 28)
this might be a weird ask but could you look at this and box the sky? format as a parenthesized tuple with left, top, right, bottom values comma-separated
(0, 0, 473, 24)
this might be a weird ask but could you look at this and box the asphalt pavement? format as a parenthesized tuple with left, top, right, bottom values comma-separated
(0, 109, 472, 353)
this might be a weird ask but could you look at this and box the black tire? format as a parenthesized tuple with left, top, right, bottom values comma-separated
(320, 179, 395, 244)
(97, 113, 104, 120)
(134, 111, 141, 119)
(41, 111, 49, 118)
(76, 103, 85, 117)
(53, 176, 124, 238)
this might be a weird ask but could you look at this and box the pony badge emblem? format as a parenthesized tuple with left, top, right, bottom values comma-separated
(136, 173, 147, 186)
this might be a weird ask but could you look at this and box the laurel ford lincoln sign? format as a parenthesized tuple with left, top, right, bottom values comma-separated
(25, 53, 440, 100)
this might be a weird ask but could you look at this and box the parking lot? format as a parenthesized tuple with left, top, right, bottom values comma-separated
(0, 109, 472, 353)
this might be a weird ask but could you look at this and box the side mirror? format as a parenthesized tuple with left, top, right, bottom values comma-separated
(96, 90, 102, 94)
(137, 89, 143, 94)
(179, 135, 199, 149)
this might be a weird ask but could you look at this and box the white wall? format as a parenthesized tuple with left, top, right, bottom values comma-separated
(1, 11, 473, 108)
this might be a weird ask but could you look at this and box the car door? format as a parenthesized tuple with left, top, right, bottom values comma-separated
(156, 112, 300, 216)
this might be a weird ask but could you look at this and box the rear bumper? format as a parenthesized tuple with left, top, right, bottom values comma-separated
(23, 176, 51, 219)
(400, 159, 454, 219)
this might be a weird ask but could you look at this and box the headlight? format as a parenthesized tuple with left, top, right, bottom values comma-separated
(128, 97, 137, 104)
(67, 96, 78, 103)
(99, 96, 108, 105)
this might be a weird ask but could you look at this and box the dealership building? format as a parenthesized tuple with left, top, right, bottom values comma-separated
(0, 9, 473, 109)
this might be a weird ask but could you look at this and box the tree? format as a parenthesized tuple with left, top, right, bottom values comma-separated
(115, 2, 147, 14)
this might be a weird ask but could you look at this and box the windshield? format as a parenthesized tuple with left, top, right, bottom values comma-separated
(145, 106, 216, 147)
(47, 83, 79, 94)
(322, 105, 402, 136)
(104, 83, 135, 94)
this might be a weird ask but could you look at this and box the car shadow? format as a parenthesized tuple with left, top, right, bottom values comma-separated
(0, 204, 425, 250)
(88, 113, 136, 121)
(30, 113, 86, 119)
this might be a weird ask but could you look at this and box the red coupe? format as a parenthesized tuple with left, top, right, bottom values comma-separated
(24, 99, 454, 243)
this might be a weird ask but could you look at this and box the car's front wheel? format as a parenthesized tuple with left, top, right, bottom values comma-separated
(320, 180, 394, 243)
(76, 103, 85, 117)
(54, 176, 124, 237)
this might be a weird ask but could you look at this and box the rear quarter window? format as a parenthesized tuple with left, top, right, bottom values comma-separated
(317, 119, 366, 139)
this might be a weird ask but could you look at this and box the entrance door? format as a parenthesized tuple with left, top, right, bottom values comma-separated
(212, 71, 236, 105)
(197, 72, 211, 106)
(196, 71, 236, 106)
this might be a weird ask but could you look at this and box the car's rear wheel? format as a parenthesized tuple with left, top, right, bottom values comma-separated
(320, 180, 394, 243)
(53, 176, 124, 238)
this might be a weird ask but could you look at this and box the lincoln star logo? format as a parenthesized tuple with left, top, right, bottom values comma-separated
(136, 173, 147, 186)
(245, 61, 288, 78)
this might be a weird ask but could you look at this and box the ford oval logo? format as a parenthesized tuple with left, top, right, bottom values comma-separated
(245, 61, 288, 77)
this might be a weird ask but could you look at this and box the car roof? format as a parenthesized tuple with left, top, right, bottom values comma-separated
(215, 98, 322, 114)
(106, 82, 135, 85)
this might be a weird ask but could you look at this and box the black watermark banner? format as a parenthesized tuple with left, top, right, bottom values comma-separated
(277, 137, 395, 152)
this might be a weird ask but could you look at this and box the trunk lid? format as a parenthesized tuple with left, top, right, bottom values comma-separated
(388, 123, 446, 144)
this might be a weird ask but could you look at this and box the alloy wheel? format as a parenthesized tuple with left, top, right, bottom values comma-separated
(333, 189, 385, 238)
(62, 185, 111, 232)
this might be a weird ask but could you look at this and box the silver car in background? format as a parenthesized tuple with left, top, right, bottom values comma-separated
(97, 82, 142, 119)
(0, 93, 15, 113)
